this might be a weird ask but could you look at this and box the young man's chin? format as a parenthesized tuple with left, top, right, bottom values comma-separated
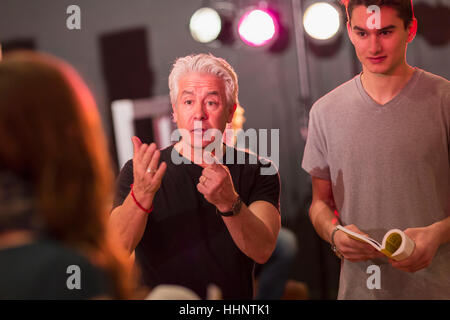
(363, 59, 407, 77)
(363, 63, 392, 76)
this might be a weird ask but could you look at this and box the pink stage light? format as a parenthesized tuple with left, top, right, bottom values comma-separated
(237, 9, 278, 47)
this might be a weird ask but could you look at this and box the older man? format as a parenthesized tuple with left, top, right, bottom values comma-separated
(109, 53, 280, 299)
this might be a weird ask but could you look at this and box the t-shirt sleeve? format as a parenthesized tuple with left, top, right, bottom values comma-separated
(112, 159, 134, 210)
(301, 106, 331, 180)
(247, 159, 281, 213)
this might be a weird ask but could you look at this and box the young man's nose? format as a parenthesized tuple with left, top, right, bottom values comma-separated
(368, 34, 382, 55)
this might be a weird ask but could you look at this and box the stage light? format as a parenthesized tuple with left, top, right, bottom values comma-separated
(189, 7, 222, 43)
(303, 2, 341, 41)
(237, 8, 278, 47)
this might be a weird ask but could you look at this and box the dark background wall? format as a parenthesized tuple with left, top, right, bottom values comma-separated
(1, 0, 448, 299)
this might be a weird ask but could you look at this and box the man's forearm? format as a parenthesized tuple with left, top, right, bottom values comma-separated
(309, 199, 340, 244)
(109, 193, 153, 253)
(221, 203, 280, 264)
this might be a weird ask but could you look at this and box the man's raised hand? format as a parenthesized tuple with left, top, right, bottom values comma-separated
(131, 136, 167, 201)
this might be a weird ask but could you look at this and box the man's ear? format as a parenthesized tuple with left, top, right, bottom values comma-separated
(227, 103, 237, 123)
(171, 103, 177, 123)
(406, 18, 417, 43)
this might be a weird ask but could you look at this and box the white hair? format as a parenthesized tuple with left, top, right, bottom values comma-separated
(168, 53, 239, 108)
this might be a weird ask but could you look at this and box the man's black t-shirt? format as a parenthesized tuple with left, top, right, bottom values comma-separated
(112, 144, 280, 299)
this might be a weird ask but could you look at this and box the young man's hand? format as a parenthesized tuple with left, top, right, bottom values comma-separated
(334, 224, 385, 262)
(389, 226, 441, 272)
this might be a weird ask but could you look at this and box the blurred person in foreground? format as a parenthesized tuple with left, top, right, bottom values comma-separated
(0, 51, 134, 299)
(110, 53, 281, 299)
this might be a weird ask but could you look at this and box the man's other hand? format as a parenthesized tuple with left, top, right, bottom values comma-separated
(196, 152, 238, 213)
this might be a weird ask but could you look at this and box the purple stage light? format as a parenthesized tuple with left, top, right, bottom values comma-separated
(237, 8, 278, 47)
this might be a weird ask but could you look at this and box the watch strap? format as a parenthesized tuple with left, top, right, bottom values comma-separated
(217, 196, 242, 217)
(331, 225, 343, 259)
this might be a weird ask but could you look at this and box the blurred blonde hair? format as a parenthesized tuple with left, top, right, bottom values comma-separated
(0, 51, 134, 299)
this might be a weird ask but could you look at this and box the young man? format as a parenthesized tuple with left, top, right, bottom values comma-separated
(302, 0, 450, 299)
(109, 54, 281, 299)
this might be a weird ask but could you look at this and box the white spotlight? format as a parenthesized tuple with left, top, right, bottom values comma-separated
(303, 2, 341, 41)
(189, 7, 222, 43)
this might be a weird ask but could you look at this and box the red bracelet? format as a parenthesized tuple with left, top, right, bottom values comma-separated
(130, 184, 153, 214)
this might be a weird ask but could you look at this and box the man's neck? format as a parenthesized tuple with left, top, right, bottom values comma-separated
(174, 140, 225, 166)
(361, 64, 415, 105)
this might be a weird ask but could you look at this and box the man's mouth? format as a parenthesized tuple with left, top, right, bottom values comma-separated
(367, 56, 387, 64)
(191, 128, 206, 134)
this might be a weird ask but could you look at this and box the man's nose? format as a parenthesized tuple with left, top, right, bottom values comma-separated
(193, 101, 207, 120)
(369, 34, 382, 55)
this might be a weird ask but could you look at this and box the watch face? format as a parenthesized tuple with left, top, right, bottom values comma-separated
(232, 197, 243, 215)
(217, 197, 242, 217)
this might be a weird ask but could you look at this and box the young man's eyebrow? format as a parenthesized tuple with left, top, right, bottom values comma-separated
(353, 25, 367, 32)
(353, 25, 396, 32)
(379, 25, 396, 31)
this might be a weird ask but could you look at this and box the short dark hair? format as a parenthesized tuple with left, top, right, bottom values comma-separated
(341, 0, 414, 29)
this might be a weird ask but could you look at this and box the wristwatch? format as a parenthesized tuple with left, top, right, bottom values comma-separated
(331, 225, 343, 259)
(217, 195, 243, 217)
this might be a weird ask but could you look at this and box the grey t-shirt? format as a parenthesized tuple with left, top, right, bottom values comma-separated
(302, 69, 450, 299)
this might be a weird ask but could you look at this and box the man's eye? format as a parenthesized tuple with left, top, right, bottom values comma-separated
(380, 30, 392, 36)
(184, 100, 193, 105)
(357, 31, 367, 37)
(207, 101, 218, 106)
